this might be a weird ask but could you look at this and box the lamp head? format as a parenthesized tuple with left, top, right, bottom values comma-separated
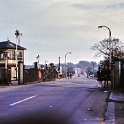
(98, 26, 103, 29)
(15, 30, 20, 37)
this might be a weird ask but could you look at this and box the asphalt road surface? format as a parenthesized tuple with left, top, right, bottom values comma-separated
(0, 77, 109, 124)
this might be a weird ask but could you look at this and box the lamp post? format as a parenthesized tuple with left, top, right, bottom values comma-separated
(65, 52, 71, 78)
(15, 30, 22, 81)
(98, 25, 112, 64)
(98, 25, 112, 89)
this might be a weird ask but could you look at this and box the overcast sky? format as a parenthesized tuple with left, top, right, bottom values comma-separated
(0, 0, 124, 64)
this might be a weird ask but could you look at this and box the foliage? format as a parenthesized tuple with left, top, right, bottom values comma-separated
(43, 63, 58, 81)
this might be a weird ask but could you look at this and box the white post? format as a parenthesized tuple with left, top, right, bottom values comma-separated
(65, 52, 71, 78)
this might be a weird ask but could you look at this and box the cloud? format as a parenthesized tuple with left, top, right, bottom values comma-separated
(107, 2, 124, 10)
(0, 0, 124, 64)
(71, 2, 124, 11)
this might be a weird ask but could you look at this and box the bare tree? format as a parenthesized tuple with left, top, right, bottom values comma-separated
(92, 38, 124, 60)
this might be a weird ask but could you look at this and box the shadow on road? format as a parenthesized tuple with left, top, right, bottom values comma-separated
(1, 111, 74, 124)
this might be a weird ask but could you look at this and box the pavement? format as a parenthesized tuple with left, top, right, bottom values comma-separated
(109, 92, 124, 102)
(0, 80, 42, 92)
(106, 91, 124, 124)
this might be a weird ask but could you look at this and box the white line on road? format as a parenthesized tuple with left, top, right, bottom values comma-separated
(9, 95, 37, 106)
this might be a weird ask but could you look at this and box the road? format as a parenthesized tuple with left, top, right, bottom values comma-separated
(0, 77, 109, 124)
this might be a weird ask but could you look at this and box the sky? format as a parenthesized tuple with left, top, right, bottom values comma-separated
(0, 0, 124, 65)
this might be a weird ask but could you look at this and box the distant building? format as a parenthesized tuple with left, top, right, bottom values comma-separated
(74, 68, 80, 76)
(0, 40, 26, 84)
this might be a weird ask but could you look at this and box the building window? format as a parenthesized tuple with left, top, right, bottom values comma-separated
(18, 51, 23, 60)
(12, 51, 15, 60)
(0, 53, 4, 60)
(7, 52, 11, 59)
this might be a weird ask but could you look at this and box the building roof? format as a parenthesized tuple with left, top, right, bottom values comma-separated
(0, 40, 26, 50)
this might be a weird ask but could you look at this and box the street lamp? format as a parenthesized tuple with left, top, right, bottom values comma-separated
(98, 25, 111, 38)
(98, 25, 113, 89)
(15, 30, 22, 81)
(98, 25, 112, 65)
(65, 52, 71, 78)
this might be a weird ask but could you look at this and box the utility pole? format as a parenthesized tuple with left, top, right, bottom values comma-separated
(58, 56, 61, 73)
(92, 62, 95, 78)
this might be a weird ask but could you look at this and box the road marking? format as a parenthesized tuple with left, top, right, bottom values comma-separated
(9, 95, 37, 106)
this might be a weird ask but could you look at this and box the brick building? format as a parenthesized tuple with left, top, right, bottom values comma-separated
(0, 40, 26, 84)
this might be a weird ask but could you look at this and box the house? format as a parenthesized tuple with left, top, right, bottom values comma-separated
(0, 40, 26, 84)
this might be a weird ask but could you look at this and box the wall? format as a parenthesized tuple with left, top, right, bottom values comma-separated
(24, 68, 44, 83)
